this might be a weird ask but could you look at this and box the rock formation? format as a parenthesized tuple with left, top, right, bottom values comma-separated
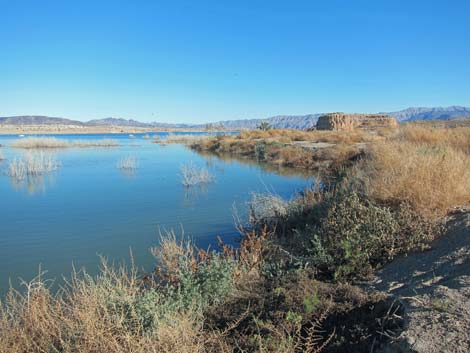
(315, 112, 399, 131)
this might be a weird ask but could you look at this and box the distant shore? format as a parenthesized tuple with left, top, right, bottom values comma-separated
(0, 124, 216, 135)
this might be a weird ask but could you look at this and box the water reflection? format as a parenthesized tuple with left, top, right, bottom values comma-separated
(9, 173, 57, 195)
(196, 150, 313, 179)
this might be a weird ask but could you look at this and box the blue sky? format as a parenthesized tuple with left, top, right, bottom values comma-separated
(1, 0, 469, 123)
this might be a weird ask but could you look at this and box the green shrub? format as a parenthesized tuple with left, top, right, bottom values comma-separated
(254, 141, 267, 161)
(290, 192, 441, 281)
(170, 253, 236, 311)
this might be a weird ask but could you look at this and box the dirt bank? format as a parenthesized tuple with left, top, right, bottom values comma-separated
(373, 209, 470, 353)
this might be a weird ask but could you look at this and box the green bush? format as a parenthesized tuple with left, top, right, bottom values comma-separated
(171, 253, 236, 311)
(290, 192, 441, 281)
(254, 141, 267, 161)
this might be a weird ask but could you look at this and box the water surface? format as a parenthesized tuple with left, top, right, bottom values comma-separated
(0, 133, 311, 294)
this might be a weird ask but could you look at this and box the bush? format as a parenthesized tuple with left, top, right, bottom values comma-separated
(296, 192, 441, 280)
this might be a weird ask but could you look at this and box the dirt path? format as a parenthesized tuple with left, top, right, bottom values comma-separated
(373, 209, 470, 353)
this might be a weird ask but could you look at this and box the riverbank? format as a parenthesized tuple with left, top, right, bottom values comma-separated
(1, 124, 469, 352)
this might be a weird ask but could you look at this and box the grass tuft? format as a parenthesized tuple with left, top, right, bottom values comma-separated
(180, 162, 214, 187)
(7, 152, 59, 180)
(117, 156, 138, 170)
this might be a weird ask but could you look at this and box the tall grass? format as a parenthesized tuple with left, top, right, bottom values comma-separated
(12, 137, 119, 149)
(362, 126, 470, 218)
(180, 162, 214, 186)
(117, 156, 138, 170)
(7, 152, 59, 180)
(164, 134, 211, 144)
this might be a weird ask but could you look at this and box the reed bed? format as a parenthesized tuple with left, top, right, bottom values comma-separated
(7, 152, 59, 180)
(180, 162, 214, 186)
(163, 134, 212, 144)
(117, 156, 138, 170)
(11, 137, 119, 149)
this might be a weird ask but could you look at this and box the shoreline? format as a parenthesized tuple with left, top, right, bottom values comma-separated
(0, 124, 227, 135)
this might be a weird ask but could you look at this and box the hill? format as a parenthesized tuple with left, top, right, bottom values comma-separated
(1, 106, 469, 130)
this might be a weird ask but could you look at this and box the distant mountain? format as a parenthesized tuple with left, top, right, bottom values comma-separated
(1, 106, 469, 130)
(0, 115, 84, 126)
(385, 106, 470, 122)
(217, 114, 322, 130)
(86, 117, 154, 128)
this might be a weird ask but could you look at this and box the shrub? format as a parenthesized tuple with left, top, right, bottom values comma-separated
(180, 162, 214, 187)
(296, 192, 441, 280)
(254, 141, 266, 161)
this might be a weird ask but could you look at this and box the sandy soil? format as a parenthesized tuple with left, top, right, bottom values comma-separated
(374, 208, 470, 353)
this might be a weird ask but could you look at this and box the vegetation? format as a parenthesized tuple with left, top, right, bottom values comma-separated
(257, 121, 271, 131)
(2, 124, 469, 352)
(117, 156, 138, 170)
(11, 137, 119, 149)
(159, 134, 212, 145)
(190, 129, 378, 171)
(362, 125, 470, 218)
(7, 152, 59, 181)
(180, 162, 214, 186)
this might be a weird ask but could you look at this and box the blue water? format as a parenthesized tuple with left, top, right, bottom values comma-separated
(0, 133, 311, 294)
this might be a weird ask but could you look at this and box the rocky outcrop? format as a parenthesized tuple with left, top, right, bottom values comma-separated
(315, 112, 399, 131)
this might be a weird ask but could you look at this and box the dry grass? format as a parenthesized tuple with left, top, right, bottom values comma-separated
(117, 155, 138, 170)
(362, 127, 470, 218)
(12, 137, 119, 149)
(180, 162, 214, 186)
(7, 152, 59, 180)
(163, 134, 212, 144)
(239, 128, 377, 144)
(398, 125, 470, 154)
(0, 266, 213, 353)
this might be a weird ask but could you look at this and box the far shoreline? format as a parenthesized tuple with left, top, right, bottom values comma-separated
(0, 124, 236, 135)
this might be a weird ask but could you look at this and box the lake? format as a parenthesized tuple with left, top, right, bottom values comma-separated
(0, 133, 311, 295)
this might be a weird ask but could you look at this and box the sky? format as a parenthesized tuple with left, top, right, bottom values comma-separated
(1, 0, 469, 123)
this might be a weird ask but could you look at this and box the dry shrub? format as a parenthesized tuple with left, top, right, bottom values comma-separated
(0, 267, 212, 353)
(365, 140, 470, 218)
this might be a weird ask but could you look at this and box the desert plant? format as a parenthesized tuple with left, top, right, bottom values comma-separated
(180, 162, 214, 186)
(257, 121, 271, 131)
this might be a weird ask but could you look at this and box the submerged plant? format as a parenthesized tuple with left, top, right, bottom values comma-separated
(117, 156, 138, 170)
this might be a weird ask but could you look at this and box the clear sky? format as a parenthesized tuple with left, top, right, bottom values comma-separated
(1, 0, 469, 123)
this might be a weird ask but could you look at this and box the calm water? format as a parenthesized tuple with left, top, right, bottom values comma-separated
(0, 133, 311, 294)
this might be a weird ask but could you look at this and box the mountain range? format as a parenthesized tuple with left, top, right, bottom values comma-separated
(1, 106, 469, 130)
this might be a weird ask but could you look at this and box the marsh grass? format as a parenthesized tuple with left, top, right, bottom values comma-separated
(12, 137, 119, 149)
(117, 156, 138, 170)
(164, 134, 212, 144)
(363, 129, 470, 218)
(180, 162, 214, 187)
(7, 152, 59, 181)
